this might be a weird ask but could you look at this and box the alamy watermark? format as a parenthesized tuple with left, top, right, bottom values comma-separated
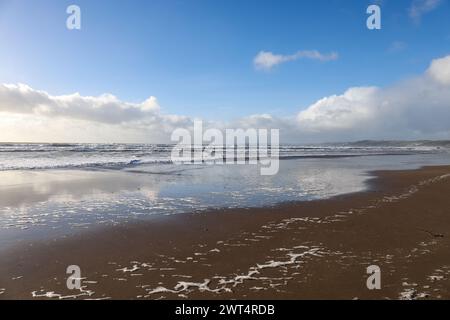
(65, 4, 380, 32)
(366, 265, 381, 290)
(367, 5, 381, 30)
(66, 265, 82, 290)
(171, 121, 280, 176)
(66, 4, 380, 31)
(66, 5, 81, 30)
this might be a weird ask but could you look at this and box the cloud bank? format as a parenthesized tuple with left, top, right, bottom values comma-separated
(1, 54, 450, 143)
(294, 54, 450, 141)
(253, 50, 338, 71)
(245, 54, 450, 142)
(0, 84, 193, 143)
(0, 84, 161, 124)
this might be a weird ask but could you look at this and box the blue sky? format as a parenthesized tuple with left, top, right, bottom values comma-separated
(1, 0, 449, 120)
(0, 0, 450, 143)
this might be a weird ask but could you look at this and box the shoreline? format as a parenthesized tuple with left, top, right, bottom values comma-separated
(1, 165, 450, 299)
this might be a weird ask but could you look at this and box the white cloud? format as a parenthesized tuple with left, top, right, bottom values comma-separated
(294, 54, 450, 141)
(232, 54, 450, 142)
(2, 55, 450, 143)
(253, 50, 338, 71)
(427, 55, 450, 85)
(0, 83, 194, 143)
(409, 0, 443, 22)
(0, 83, 160, 124)
(297, 87, 380, 132)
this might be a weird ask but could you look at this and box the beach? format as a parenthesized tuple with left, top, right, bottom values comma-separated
(2, 0, 450, 305)
(1, 164, 449, 300)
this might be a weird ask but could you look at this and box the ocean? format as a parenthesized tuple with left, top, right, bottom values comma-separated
(0, 142, 446, 170)
(0, 142, 449, 239)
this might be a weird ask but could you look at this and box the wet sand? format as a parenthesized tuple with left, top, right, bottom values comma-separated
(0, 166, 449, 300)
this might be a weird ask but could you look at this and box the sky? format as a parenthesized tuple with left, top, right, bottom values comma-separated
(0, 0, 450, 143)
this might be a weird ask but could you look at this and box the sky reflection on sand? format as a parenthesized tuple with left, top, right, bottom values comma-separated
(0, 153, 450, 248)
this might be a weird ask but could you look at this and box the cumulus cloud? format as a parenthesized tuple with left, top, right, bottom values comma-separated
(409, 0, 443, 22)
(294, 54, 450, 141)
(297, 87, 380, 132)
(0, 83, 195, 143)
(427, 55, 450, 85)
(231, 54, 450, 142)
(0, 83, 161, 124)
(2, 54, 450, 143)
(253, 50, 338, 71)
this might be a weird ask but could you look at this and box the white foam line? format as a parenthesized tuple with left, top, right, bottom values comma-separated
(257, 248, 321, 269)
(116, 265, 140, 273)
(399, 288, 429, 300)
(31, 285, 94, 300)
(147, 286, 179, 295)
(174, 279, 223, 293)
(428, 275, 444, 281)
(382, 174, 450, 205)
(143, 246, 323, 297)
(250, 286, 266, 291)
(113, 278, 127, 281)
(86, 297, 112, 300)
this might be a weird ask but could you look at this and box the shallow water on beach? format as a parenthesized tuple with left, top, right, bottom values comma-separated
(0, 151, 450, 247)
